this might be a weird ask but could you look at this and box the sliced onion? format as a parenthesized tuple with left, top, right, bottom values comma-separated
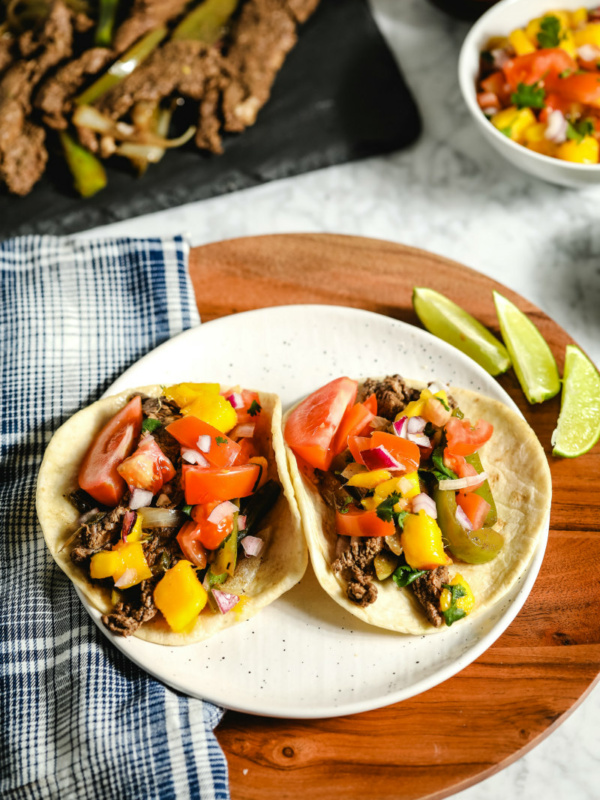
(407, 416, 426, 434)
(233, 423, 255, 438)
(578, 43, 600, 61)
(226, 392, 244, 409)
(138, 507, 184, 528)
(130, 488, 153, 509)
(428, 381, 449, 395)
(412, 493, 437, 519)
(207, 500, 238, 525)
(407, 433, 431, 447)
(121, 510, 137, 542)
(73, 105, 196, 147)
(238, 514, 247, 531)
(182, 448, 209, 466)
(362, 446, 403, 471)
(115, 568, 137, 588)
(341, 462, 366, 480)
(438, 472, 487, 491)
(241, 535, 264, 557)
(212, 589, 240, 615)
(455, 505, 473, 531)
(393, 417, 408, 438)
(197, 435, 211, 453)
(545, 109, 568, 144)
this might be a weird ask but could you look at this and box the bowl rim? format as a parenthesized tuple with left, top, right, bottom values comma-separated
(458, 0, 600, 172)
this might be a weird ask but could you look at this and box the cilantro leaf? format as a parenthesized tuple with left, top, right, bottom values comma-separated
(182, 504, 193, 516)
(537, 15, 561, 49)
(393, 563, 426, 588)
(567, 118, 594, 143)
(215, 436, 227, 445)
(141, 418, 161, 433)
(338, 496, 353, 514)
(442, 583, 468, 627)
(248, 400, 262, 417)
(511, 81, 546, 109)
(376, 494, 408, 529)
(431, 447, 457, 483)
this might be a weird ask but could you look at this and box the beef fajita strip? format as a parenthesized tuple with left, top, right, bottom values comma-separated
(410, 566, 450, 628)
(112, 0, 189, 53)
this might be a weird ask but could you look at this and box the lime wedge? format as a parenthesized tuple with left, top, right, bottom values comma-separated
(412, 287, 511, 376)
(493, 291, 560, 404)
(552, 345, 600, 458)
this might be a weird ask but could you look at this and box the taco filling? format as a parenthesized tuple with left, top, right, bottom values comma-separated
(284, 375, 550, 633)
(38, 382, 306, 643)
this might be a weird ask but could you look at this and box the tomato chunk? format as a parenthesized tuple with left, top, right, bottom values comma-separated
(363, 393, 378, 415)
(445, 417, 493, 456)
(348, 435, 371, 465)
(335, 507, 395, 538)
(369, 431, 421, 471)
(502, 49, 575, 91)
(166, 416, 241, 468)
(176, 521, 209, 567)
(456, 492, 490, 530)
(117, 433, 175, 494)
(78, 396, 143, 506)
(443, 449, 484, 493)
(183, 464, 260, 504)
(190, 501, 235, 549)
(284, 377, 358, 470)
(331, 402, 374, 456)
(547, 71, 600, 107)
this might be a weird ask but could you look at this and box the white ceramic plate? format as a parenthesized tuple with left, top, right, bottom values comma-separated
(78, 305, 549, 719)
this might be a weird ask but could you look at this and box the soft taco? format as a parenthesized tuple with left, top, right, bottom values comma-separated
(283, 375, 551, 634)
(37, 382, 307, 645)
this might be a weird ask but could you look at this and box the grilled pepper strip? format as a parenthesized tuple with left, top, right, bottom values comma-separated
(95, 0, 120, 46)
(59, 132, 107, 197)
(212, 509, 239, 577)
(465, 452, 498, 526)
(434, 487, 504, 564)
(171, 0, 239, 43)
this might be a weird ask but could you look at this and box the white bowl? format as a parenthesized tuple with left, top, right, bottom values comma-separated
(458, 0, 600, 187)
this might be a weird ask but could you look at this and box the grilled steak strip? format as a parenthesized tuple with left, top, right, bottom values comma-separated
(410, 566, 450, 628)
(359, 375, 421, 421)
(332, 537, 384, 608)
(112, 0, 189, 54)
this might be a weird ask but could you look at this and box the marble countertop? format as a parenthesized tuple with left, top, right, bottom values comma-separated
(82, 1, 600, 796)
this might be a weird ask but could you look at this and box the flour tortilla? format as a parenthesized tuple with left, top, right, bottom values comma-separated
(283, 381, 552, 635)
(37, 385, 307, 645)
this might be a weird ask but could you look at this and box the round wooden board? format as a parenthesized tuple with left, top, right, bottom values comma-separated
(188, 234, 600, 800)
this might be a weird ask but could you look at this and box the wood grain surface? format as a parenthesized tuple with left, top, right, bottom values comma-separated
(188, 234, 600, 800)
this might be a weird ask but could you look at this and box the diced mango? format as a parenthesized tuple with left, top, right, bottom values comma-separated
(90, 549, 123, 580)
(235, 595, 249, 619)
(492, 106, 536, 143)
(440, 573, 475, 617)
(401, 510, 451, 570)
(164, 382, 220, 409)
(556, 135, 599, 163)
(397, 471, 420, 499)
(570, 8, 588, 28)
(399, 388, 446, 420)
(524, 122, 547, 143)
(485, 35, 510, 50)
(182, 393, 237, 433)
(509, 28, 536, 55)
(525, 17, 543, 43)
(526, 140, 559, 157)
(127, 514, 144, 542)
(559, 29, 577, 57)
(154, 560, 208, 632)
(574, 22, 600, 47)
(347, 469, 391, 489)
(89, 541, 152, 588)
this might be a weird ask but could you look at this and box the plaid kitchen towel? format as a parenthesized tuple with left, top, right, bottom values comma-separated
(0, 236, 229, 800)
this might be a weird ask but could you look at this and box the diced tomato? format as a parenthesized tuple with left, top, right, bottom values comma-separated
(331, 402, 375, 456)
(166, 416, 241, 468)
(477, 91, 500, 110)
(183, 463, 260, 504)
(546, 71, 600, 108)
(176, 520, 209, 567)
(443, 449, 484, 493)
(445, 417, 493, 456)
(480, 70, 511, 104)
(370, 431, 420, 471)
(539, 91, 576, 122)
(363, 393, 377, 415)
(190, 501, 235, 550)
(116, 433, 175, 494)
(335, 507, 395, 538)
(456, 492, 490, 530)
(233, 437, 258, 465)
(348, 435, 371, 465)
(78, 396, 143, 506)
(284, 377, 358, 471)
(232, 389, 262, 425)
(503, 49, 576, 91)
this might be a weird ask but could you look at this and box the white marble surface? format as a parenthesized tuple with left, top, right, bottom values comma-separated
(80, 0, 600, 796)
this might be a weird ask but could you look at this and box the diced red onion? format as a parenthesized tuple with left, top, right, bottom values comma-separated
(545, 110, 568, 144)
(455, 505, 473, 531)
(362, 446, 403, 471)
(121, 510, 137, 542)
(115, 568, 137, 588)
(438, 472, 487, 491)
(238, 514, 247, 531)
(393, 417, 408, 438)
(241, 535, 264, 557)
(197, 435, 211, 453)
(407, 433, 431, 447)
(233, 423, 255, 438)
(226, 392, 244, 409)
(212, 589, 240, 615)
(182, 448, 209, 466)
(407, 416, 426, 434)
(578, 44, 600, 61)
(412, 493, 437, 519)
(130, 488, 153, 509)
(207, 500, 238, 525)
(491, 47, 510, 69)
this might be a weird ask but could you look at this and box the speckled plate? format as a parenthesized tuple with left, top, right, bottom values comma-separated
(78, 305, 548, 718)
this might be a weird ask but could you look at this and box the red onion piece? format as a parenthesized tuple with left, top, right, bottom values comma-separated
(238, 514, 247, 531)
(455, 505, 473, 531)
(182, 448, 209, 466)
(226, 392, 244, 409)
(121, 509, 137, 542)
(362, 446, 403, 471)
(438, 472, 487, 491)
(491, 47, 510, 69)
(207, 500, 238, 525)
(212, 589, 240, 615)
(233, 423, 255, 438)
(407, 433, 431, 447)
(115, 568, 137, 588)
(241, 535, 264, 557)
(197, 435, 211, 453)
(407, 416, 426, 434)
(578, 43, 600, 61)
(412, 493, 437, 519)
(545, 110, 567, 144)
(393, 417, 408, 438)
(130, 488, 153, 509)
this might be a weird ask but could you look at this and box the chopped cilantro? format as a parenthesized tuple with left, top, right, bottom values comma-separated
(207, 570, 228, 589)
(431, 447, 457, 483)
(182, 504, 193, 516)
(537, 15, 562, 49)
(559, 68, 574, 79)
(451, 407, 464, 420)
(567, 118, 594, 143)
(248, 400, 262, 417)
(511, 81, 546, 110)
(500, 125, 513, 138)
(442, 583, 467, 627)
(437, 396, 450, 412)
(141, 418, 161, 433)
(338, 496, 353, 514)
(393, 562, 426, 589)
(376, 494, 408, 529)
(215, 436, 227, 445)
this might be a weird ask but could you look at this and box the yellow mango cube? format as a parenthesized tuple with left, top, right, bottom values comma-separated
(116, 541, 153, 588)
(154, 560, 208, 632)
(347, 469, 391, 489)
(574, 22, 600, 47)
(570, 8, 588, 28)
(509, 28, 536, 55)
(524, 122, 547, 143)
(90, 549, 123, 580)
(401, 510, 451, 570)
(559, 29, 577, 57)
(556, 136, 599, 163)
(492, 107, 536, 143)
(440, 573, 475, 617)
(127, 514, 144, 543)
(525, 17, 542, 43)
(182, 393, 237, 433)
(164, 382, 220, 409)
(397, 471, 420, 499)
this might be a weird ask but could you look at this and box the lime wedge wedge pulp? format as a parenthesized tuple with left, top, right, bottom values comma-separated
(412, 287, 511, 376)
(493, 291, 560, 404)
(552, 345, 600, 458)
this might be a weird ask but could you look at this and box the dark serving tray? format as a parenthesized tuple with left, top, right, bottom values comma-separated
(0, 0, 421, 238)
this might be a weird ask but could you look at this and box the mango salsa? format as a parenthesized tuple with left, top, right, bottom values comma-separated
(440, 574, 475, 617)
(90, 540, 152, 588)
(154, 560, 208, 632)
(401, 510, 451, 570)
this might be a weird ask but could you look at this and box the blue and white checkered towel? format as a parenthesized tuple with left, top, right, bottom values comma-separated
(0, 236, 229, 799)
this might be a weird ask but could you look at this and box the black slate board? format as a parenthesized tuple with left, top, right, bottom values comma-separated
(0, 0, 421, 238)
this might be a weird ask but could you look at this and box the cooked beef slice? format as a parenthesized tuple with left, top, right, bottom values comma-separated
(0, 33, 15, 75)
(359, 375, 421, 421)
(112, 0, 189, 54)
(1, 120, 47, 195)
(141, 395, 182, 426)
(196, 83, 224, 153)
(36, 47, 114, 129)
(332, 537, 384, 608)
(410, 566, 450, 628)
(78, 505, 127, 552)
(284, 0, 320, 23)
(102, 576, 158, 636)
